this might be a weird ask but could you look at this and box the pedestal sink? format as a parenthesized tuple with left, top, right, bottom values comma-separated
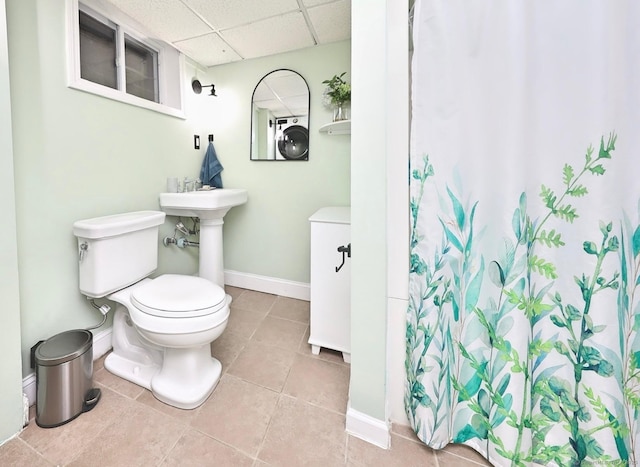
(159, 189, 247, 287)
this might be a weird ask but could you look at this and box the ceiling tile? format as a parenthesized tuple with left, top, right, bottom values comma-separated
(308, 0, 351, 44)
(302, 0, 339, 7)
(222, 12, 315, 60)
(102, 0, 351, 67)
(106, 0, 212, 42)
(184, 0, 300, 30)
(174, 33, 242, 66)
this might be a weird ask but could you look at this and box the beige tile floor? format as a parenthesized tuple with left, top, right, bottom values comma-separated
(0, 287, 493, 467)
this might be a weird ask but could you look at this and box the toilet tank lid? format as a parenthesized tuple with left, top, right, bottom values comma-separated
(73, 211, 166, 239)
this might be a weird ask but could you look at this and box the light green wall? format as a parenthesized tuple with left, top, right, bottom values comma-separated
(350, 0, 388, 421)
(349, 0, 408, 422)
(205, 40, 351, 283)
(7, 0, 201, 376)
(0, 0, 26, 443)
(6, 0, 351, 384)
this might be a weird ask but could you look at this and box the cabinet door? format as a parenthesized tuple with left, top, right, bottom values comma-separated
(309, 222, 350, 353)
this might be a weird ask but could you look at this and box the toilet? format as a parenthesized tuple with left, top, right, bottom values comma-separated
(73, 210, 230, 409)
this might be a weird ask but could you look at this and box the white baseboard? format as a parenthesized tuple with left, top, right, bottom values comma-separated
(23, 327, 113, 407)
(22, 374, 36, 409)
(92, 326, 113, 360)
(346, 404, 390, 449)
(224, 269, 310, 301)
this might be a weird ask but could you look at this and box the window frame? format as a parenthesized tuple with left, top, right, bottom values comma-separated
(66, 0, 185, 118)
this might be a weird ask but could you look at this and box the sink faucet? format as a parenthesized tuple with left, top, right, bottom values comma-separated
(183, 177, 196, 192)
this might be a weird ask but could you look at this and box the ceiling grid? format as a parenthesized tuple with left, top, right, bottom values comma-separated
(104, 0, 351, 67)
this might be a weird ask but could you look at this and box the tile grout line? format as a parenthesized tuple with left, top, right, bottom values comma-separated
(133, 388, 204, 425)
(216, 329, 248, 372)
(343, 430, 350, 465)
(252, 392, 288, 465)
(13, 436, 51, 465)
(279, 391, 348, 419)
(295, 349, 351, 369)
(88, 381, 202, 465)
(189, 424, 259, 463)
(224, 296, 352, 464)
(155, 424, 190, 466)
(389, 423, 490, 466)
(439, 448, 493, 466)
(433, 448, 442, 467)
(194, 290, 337, 461)
(93, 375, 145, 402)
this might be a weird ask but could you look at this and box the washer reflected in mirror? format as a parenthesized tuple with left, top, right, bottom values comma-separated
(250, 69, 310, 161)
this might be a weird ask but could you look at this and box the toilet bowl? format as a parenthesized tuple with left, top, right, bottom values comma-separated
(73, 211, 231, 409)
(106, 275, 230, 408)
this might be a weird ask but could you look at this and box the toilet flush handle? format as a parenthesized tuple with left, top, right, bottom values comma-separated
(79, 242, 88, 262)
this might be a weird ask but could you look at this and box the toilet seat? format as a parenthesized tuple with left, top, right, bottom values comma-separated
(131, 274, 226, 318)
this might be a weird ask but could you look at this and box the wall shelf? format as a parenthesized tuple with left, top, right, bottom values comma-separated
(319, 120, 351, 135)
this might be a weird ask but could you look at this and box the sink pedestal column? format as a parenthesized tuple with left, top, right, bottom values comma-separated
(199, 219, 225, 287)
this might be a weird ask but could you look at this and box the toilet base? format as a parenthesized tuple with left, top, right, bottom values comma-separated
(105, 345, 222, 409)
(151, 345, 222, 409)
(106, 304, 223, 409)
(104, 351, 158, 391)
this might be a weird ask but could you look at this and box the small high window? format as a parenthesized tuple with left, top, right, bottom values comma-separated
(67, 0, 184, 117)
(79, 9, 159, 103)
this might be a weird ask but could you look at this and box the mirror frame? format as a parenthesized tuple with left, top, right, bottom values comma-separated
(250, 69, 310, 162)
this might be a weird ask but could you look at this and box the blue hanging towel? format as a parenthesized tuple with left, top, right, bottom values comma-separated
(200, 141, 223, 188)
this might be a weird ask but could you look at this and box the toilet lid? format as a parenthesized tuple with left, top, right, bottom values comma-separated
(131, 274, 226, 318)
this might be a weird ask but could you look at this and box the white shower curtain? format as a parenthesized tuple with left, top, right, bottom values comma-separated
(407, 1, 640, 466)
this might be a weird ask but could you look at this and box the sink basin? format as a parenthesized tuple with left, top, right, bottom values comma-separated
(159, 188, 247, 287)
(159, 188, 248, 220)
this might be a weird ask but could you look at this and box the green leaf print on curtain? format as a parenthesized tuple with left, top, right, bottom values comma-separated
(407, 135, 640, 466)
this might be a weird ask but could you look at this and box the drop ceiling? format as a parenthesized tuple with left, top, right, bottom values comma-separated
(102, 0, 351, 67)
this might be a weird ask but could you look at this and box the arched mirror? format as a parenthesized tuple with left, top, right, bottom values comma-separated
(250, 69, 310, 161)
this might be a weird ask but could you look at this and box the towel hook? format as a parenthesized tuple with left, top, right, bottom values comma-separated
(208, 134, 214, 142)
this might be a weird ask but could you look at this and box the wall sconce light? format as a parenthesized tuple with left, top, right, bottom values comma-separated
(192, 79, 217, 96)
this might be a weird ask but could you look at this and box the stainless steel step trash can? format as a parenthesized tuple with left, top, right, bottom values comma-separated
(35, 329, 101, 427)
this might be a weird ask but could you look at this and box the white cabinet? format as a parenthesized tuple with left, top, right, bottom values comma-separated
(308, 207, 351, 363)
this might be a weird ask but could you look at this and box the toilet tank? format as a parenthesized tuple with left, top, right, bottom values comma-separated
(73, 211, 166, 298)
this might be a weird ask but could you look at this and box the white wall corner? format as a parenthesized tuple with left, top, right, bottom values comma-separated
(346, 403, 391, 449)
(23, 327, 112, 407)
(224, 269, 310, 301)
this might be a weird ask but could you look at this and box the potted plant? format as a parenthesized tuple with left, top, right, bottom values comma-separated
(323, 72, 351, 121)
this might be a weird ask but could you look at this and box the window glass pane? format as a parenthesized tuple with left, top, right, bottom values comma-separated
(79, 11, 117, 89)
(125, 35, 158, 103)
